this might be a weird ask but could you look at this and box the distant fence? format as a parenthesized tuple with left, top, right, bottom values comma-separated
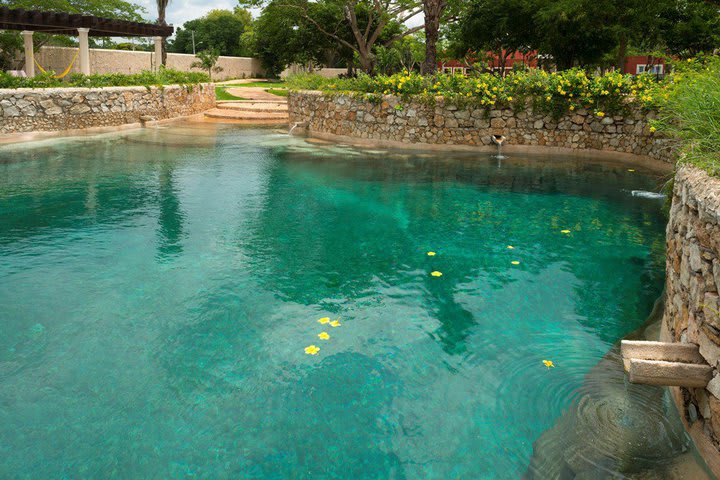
(34, 46, 264, 80)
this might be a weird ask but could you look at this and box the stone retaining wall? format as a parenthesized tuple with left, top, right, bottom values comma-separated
(663, 167, 720, 474)
(288, 91, 675, 163)
(0, 83, 215, 134)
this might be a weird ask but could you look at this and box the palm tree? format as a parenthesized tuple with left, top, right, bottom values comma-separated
(157, 0, 171, 65)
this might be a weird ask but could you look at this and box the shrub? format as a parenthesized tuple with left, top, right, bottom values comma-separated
(651, 57, 720, 176)
(0, 68, 210, 89)
(287, 69, 661, 118)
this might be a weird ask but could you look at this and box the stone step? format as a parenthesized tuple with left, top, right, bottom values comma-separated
(203, 108, 289, 123)
(216, 102, 288, 113)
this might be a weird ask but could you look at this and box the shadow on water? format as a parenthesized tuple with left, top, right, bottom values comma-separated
(525, 296, 715, 480)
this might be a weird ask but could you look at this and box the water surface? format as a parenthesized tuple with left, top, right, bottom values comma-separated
(0, 124, 700, 478)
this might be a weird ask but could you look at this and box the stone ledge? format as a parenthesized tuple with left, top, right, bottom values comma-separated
(0, 83, 215, 134)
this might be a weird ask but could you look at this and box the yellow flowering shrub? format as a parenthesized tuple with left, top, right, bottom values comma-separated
(287, 68, 662, 117)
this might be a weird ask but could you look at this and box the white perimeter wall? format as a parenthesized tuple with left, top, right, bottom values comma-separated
(35, 46, 264, 80)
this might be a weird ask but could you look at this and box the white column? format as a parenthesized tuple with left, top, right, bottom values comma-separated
(21, 31, 35, 77)
(154, 36, 163, 71)
(77, 28, 90, 75)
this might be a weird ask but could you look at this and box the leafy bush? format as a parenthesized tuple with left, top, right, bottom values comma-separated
(651, 57, 720, 176)
(0, 68, 210, 89)
(287, 69, 661, 118)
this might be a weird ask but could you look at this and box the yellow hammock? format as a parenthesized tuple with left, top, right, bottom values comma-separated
(34, 50, 80, 79)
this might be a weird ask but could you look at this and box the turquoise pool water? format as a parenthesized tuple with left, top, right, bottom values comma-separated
(0, 125, 698, 478)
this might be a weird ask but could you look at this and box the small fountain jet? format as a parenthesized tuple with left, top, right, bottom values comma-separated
(491, 134, 507, 162)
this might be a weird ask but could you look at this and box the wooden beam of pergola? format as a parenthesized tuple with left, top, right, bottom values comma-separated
(0, 7, 173, 38)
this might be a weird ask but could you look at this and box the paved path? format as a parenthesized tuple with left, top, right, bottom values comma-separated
(204, 82, 288, 124)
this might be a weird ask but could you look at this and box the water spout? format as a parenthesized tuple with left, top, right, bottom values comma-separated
(491, 134, 507, 160)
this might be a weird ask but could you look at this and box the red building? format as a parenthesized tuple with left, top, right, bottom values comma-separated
(622, 55, 668, 76)
(439, 52, 667, 76)
(439, 50, 539, 75)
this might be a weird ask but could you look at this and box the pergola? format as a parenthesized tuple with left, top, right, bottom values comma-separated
(0, 7, 174, 76)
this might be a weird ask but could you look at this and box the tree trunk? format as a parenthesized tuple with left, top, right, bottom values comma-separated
(421, 0, 442, 75)
(616, 34, 627, 72)
(358, 48, 374, 74)
(159, 6, 168, 66)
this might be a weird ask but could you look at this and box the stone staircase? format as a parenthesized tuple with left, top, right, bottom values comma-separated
(204, 100, 288, 124)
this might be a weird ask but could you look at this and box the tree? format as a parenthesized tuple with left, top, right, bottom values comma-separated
(250, 0, 345, 76)
(191, 49, 224, 79)
(421, 0, 465, 74)
(449, 0, 537, 74)
(533, 0, 616, 69)
(157, 0, 171, 65)
(241, 0, 424, 73)
(658, 0, 720, 56)
(375, 33, 425, 74)
(2, 0, 145, 20)
(169, 8, 253, 57)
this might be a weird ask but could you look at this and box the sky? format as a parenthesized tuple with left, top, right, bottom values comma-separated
(134, 0, 423, 31)
(134, 0, 244, 27)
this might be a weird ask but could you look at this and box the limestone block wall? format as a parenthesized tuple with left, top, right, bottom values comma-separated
(663, 167, 720, 468)
(0, 83, 215, 134)
(288, 91, 675, 163)
(35, 47, 264, 81)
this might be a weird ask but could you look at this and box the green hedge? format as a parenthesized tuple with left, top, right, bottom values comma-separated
(0, 68, 210, 89)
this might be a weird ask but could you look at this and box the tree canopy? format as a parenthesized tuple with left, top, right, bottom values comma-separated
(1, 0, 146, 22)
(449, 0, 720, 72)
(239, 0, 423, 73)
(169, 8, 254, 57)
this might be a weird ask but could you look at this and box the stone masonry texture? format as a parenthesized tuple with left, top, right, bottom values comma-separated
(0, 83, 215, 134)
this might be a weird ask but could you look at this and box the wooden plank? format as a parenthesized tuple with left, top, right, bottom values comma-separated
(628, 358, 712, 387)
(621, 340, 705, 365)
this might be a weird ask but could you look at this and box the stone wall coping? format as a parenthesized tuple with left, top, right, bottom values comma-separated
(0, 83, 215, 95)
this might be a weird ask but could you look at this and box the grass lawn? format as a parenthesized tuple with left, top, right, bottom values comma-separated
(215, 86, 246, 101)
(266, 88, 288, 97)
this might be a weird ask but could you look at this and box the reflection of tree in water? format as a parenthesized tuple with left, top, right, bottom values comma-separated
(238, 150, 667, 355)
(156, 162, 186, 261)
(0, 141, 158, 246)
(239, 154, 486, 355)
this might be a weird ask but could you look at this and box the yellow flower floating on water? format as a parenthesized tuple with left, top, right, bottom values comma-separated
(511, 261, 520, 265)
(543, 360, 555, 369)
(431, 271, 443, 277)
(427, 251, 437, 256)
(507, 245, 514, 249)
(305, 345, 320, 355)
(329, 319, 341, 327)
(560, 229, 571, 234)
(317, 317, 330, 324)
(318, 332, 330, 340)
